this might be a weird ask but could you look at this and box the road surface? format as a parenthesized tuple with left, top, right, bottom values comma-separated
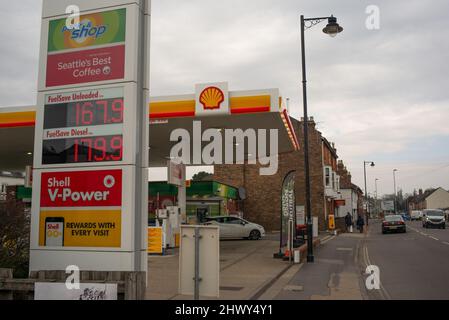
(363, 219, 449, 299)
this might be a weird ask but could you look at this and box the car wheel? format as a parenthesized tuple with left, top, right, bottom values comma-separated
(249, 230, 261, 240)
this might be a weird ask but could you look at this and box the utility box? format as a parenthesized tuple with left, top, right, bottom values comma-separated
(313, 217, 319, 238)
(179, 225, 220, 298)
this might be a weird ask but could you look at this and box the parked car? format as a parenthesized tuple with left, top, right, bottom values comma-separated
(400, 212, 411, 221)
(382, 215, 406, 234)
(422, 209, 446, 229)
(203, 216, 266, 240)
(410, 210, 423, 221)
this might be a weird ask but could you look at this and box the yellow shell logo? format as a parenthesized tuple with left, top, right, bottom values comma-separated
(199, 87, 225, 110)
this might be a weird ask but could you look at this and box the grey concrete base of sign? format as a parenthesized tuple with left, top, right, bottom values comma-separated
(0, 269, 146, 300)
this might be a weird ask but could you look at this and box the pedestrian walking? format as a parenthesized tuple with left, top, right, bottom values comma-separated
(356, 215, 365, 233)
(345, 212, 353, 233)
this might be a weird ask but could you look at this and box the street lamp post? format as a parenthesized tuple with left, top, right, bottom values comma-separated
(363, 161, 375, 225)
(300, 14, 343, 263)
(393, 169, 398, 214)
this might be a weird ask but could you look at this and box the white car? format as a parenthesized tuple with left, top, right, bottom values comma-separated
(203, 216, 266, 240)
(422, 209, 446, 229)
(410, 210, 423, 221)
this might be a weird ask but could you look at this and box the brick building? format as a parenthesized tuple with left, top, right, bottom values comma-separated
(214, 117, 350, 232)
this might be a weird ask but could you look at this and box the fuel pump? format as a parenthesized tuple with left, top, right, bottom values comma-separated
(167, 206, 181, 248)
(156, 208, 168, 249)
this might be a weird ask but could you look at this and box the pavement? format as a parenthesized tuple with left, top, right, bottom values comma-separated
(145, 232, 330, 300)
(273, 232, 366, 300)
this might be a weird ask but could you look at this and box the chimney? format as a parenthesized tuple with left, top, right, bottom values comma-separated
(300, 117, 316, 129)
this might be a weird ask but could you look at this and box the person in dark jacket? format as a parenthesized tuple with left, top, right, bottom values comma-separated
(356, 215, 365, 233)
(345, 212, 353, 232)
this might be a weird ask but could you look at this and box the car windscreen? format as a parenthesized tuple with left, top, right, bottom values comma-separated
(425, 210, 444, 216)
(385, 215, 403, 222)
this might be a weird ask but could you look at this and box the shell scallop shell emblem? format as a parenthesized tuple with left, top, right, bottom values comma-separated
(199, 87, 225, 110)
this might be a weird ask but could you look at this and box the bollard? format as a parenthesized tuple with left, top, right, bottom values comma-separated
(294, 250, 300, 264)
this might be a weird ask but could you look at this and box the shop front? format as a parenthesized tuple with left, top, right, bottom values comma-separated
(149, 180, 241, 224)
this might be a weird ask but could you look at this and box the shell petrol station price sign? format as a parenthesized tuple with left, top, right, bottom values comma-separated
(34, 85, 139, 168)
(30, 0, 150, 273)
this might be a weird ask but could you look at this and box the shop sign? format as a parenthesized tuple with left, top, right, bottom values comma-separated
(46, 45, 125, 87)
(40, 170, 122, 207)
(48, 8, 126, 52)
(195, 82, 229, 116)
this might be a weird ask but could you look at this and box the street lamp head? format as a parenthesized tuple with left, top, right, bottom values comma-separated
(323, 15, 343, 37)
(370, 162, 375, 167)
(393, 169, 398, 172)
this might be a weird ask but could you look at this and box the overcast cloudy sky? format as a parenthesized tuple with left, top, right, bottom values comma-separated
(0, 0, 448, 196)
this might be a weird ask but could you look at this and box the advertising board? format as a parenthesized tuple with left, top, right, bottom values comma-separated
(168, 160, 186, 187)
(281, 171, 296, 248)
(47, 8, 126, 52)
(38, 169, 122, 248)
(30, 0, 149, 274)
(46, 45, 125, 87)
(381, 200, 395, 211)
(195, 82, 229, 117)
(45, 8, 126, 88)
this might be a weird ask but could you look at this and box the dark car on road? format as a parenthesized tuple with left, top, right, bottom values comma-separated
(382, 215, 406, 234)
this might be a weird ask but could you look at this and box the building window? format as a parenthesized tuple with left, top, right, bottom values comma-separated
(332, 172, 336, 190)
(1, 183, 7, 194)
(324, 167, 331, 187)
(336, 175, 340, 191)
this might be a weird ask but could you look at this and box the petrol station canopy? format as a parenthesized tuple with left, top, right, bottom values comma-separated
(0, 84, 300, 171)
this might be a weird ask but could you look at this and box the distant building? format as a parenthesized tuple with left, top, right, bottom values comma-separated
(408, 187, 449, 211)
(0, 171, 25, 201)
(336, 161, 364, 221)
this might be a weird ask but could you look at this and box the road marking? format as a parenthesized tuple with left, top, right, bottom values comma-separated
(429, 236, 439, 241)
(321, 235, 336, 244)
(362, 244, 391, 300)
(336, 247, 353, 251)
(442, 242, 449, 246)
